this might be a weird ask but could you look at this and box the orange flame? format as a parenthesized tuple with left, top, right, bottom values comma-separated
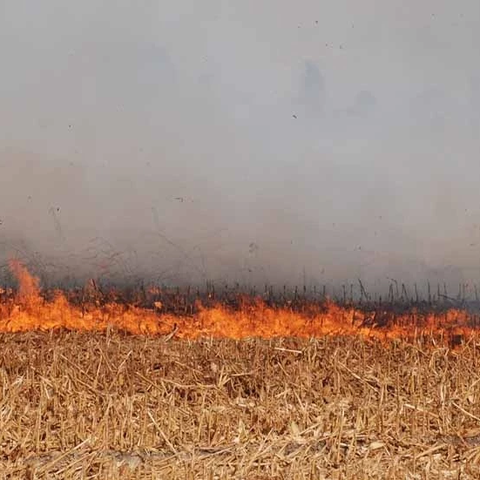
(8, 259, 41, 304)
(0, 261, 478, 345)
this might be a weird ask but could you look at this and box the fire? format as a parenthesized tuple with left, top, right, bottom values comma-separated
(0, 261, 478, 344)
(8, 259, 41, 303)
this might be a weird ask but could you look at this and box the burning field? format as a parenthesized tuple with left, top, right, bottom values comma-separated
(3, 261, 480, 478)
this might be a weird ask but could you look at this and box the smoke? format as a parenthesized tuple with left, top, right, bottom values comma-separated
(1, 0, 480, 292)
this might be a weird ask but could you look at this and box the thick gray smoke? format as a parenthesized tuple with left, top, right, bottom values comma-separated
(1, 1, 480, 293)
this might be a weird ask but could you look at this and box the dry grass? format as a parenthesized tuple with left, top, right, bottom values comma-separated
(2, 332, 480, 479)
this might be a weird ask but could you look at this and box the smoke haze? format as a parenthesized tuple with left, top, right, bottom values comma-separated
(1, 1, 480, 292)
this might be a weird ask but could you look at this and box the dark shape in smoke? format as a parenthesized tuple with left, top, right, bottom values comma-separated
(347, 90, 377, 117)
(297, 61, 326, 118)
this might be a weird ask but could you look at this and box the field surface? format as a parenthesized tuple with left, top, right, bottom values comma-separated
(2, 332, 480, 479)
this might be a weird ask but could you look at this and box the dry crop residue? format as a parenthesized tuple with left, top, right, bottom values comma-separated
(1, 332, 480, 478)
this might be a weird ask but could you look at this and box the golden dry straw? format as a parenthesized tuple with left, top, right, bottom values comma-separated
(1, 332, 480, 478)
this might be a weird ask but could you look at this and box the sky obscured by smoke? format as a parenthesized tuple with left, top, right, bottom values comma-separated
(1, 1, 480, 291)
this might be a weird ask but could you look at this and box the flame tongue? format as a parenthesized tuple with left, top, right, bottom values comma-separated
(8, 259, 41, 304)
